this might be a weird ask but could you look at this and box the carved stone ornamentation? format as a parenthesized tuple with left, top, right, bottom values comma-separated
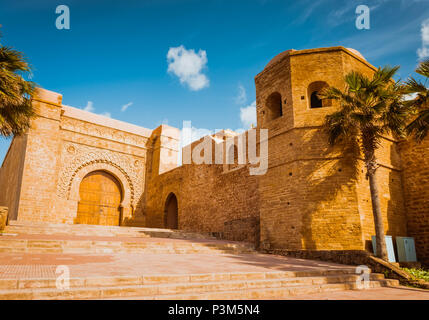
(57, 143, 144, 207)
(60, 117, 148, 148)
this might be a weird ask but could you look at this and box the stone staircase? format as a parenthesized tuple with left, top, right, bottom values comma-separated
(4, 221, 217, 240)
(0, 239, 255, 255)
(0, 270, 397, 300)
(0, 239, 254, 255)
(0, 221, 399, 300)
(0, 221, 253, 255)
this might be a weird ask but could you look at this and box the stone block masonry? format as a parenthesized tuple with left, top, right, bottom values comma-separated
(399, 137, 429, 267)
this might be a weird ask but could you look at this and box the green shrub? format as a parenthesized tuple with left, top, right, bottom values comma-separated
(403, 268, 429, 282)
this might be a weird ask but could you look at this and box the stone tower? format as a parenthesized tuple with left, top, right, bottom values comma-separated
(255, 47, 407, 251)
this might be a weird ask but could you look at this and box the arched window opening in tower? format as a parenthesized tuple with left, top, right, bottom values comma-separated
(265, 92, 282, 122)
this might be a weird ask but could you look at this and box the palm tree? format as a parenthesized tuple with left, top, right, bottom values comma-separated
(319, 66, 409, 261)
(0, 41, 35, 137)
(405, 59, 429, 141)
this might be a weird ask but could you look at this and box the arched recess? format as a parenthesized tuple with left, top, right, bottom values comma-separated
(308, 81, 331, 109)
(68, 161, 133, 212)
(164, 193, 178, 229)
(265, 92, 283, 122)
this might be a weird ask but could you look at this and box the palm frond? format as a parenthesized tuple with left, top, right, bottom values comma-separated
(370, 66, 399, 89)
(406, 109, 429, 141)
(416, 58, 429, 78)
(324, 109, 356, 145)
(324, 65, 410, 152)
(0, 41, 36, 137)
(403, 59, 429, 140)
(0, 47, 32, 73)
(345, 72, 362, 92)
(404, 77, 427, 94)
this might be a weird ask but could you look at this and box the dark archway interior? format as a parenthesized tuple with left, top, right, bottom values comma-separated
(165, 193, 178, 229)
(266, 92, 282, 122)
(310, 91, 323, 108)
(308, 81, 330, 109)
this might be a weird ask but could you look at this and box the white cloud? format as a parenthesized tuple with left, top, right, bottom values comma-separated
(179, 125, 214, 151)
(82, 101, 112, 118)
(235, 84, 247, 104)
(189, 127, 213, 142)
(167, 45, 209, 91)
(180, 126, 213, 146)
(421, 19, 429, 44)
(417, 18, 429, 59)
(83, 101, 94, 112)
(240, 101, 257, 129)
(121, 102, 133, 112)
(418, 47, 429, 59)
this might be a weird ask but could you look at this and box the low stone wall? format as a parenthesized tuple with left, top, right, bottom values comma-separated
(0, 207, 8, 232)
(263, 249, 429, 289)
(223, 217, 260, 248)
(366, 256, 429, 289)
(264, 249, 370, 266)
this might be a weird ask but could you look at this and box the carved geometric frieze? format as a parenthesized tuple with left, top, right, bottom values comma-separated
(56, 143, 145, 207)
(60, 117, 149, 148)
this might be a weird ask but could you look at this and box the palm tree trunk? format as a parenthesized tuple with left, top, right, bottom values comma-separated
(365, 153, 388, 261)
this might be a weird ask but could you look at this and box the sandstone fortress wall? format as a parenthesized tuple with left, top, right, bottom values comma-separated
(0, 46, 427, 265)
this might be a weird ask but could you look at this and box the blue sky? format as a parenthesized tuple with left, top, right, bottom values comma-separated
(0, 0, 428, 163)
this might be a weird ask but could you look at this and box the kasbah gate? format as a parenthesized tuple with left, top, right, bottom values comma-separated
(0, 46, 428, 271)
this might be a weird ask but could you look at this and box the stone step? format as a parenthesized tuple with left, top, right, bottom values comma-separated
(0, 238, 254, 254)
(5, 221, 217, 241)
(0, 270, 373, 290)
(0, 273, 396, 300)
(132, 280, 399, 300)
